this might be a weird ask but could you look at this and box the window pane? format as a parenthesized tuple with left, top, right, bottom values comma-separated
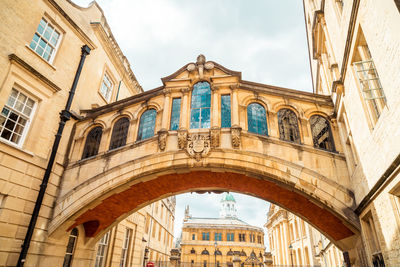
(170, 98, 181, 130)
(221, 95, 231, 128)
(82, 127, 103, 159)
(277, 109, 300, 143)
(247, 103, 267, 135)
(190, 82, 211, 129)
(109, 118, 130, 150)
(137, 109, 156, 141)
(310, 115, 335, 151)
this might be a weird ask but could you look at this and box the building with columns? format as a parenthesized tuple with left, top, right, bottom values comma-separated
(179, 193, 266, 266)
(265, 204, 344, 267)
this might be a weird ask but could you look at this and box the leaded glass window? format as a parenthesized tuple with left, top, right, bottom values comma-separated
(170, 98, 181, 130)
(214, 232, 222, 241)
(310, 115, 335, 152)
(221, 94, 231, 128)
(277, 109, 300, 143)
(190, 82, 211, 129)
(247, 103, 268, 135)
(82, 126, 102, 159)
(62, 228, 78, 267)
(137, 109, 156, 141)
(109, 117, 129, 150)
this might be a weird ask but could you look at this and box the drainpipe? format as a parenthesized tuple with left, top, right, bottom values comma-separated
(116, 80, 122, 101)
(17, 45, 91, 267)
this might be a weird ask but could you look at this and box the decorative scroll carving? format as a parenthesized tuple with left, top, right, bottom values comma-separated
(231, 126, 242, 149)
(178, 129, 188, 149)
(210, 127, 220, 148)
(186, 54, 214, 79)
(187, 133, 211, 161)
(157, 129, 168, 151)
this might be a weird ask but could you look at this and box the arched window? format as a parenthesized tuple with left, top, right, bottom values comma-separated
(190, 248, 196, 254)
(240, 250, 247, 257)
(309, 115, 335, 151)
(82, 126, 102, 159)
(227, 249, 234, 256)
(190, 82, 211, 129)
(215, 250, 222, 256)
(137, 109, 156, 141)
(277, 109, 300, 143)
(109, 117, 130, 150)
(247, 103, 268, 135)
(201, 249, 209, 255)
(62, 228, 78, 267)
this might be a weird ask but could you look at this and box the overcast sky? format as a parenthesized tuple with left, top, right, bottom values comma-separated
(72, 0, 312, 250)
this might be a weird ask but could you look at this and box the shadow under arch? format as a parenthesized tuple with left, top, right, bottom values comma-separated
(58, 169, 359, 251)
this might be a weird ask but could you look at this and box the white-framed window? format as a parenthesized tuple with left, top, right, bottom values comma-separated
(95, 231, 110, 267)
(0, 88, 36, 146)
(99, 73, 113, 102)
(120, 228, 132, 267)
(29, 18, 61, 62)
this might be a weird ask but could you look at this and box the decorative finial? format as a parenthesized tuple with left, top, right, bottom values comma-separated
(186, 54, 214, 78)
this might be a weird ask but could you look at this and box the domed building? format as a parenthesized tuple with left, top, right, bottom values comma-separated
(179, 193, 266, 266)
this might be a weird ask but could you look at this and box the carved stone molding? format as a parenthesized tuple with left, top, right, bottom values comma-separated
(186, 133, 211, 161)
(177, 129, 188, 149)
(180, 88, 190, 95)
(186, 54, 215, 79)
(157, 129, 168, 151)
(231, 126, 242, 149)
(162, 88, 171, 96)
(210, 127, 220, 148)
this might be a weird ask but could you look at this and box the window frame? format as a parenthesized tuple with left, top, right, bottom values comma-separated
(190, 81, 211, 129)
(137, 109, 157, 141)
(29, 17, 62, 63)
(221, 94, 231, 128)
(95, 231, 110, 267)
(0, 87, 37, 147)
(81, 126, 103, 159)
(277, 108, 301, 143)
(247, 102, 268, 136)
(170, 97, 181, 131)
(309, 115, 336, 152)
(109, 117, 130, 150)
(99, 72, 115, 103)
(62, 228, 78, 267)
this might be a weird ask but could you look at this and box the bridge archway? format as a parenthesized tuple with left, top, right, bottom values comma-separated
(50, 55, 360, 256)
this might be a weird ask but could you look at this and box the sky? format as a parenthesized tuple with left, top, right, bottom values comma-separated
(72, 0, 312, 92)
(71, 0, 312, 250)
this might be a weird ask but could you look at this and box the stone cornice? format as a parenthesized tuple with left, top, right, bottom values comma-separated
(239, 80, 333, 106)
(183, 224, 264, 233)
(8, 54, 61, 93)
(46, 0, 96, 49)
(90, 22, 143, 94)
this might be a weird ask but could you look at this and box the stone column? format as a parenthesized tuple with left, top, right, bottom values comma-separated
(179, 88, 190, 130)
(230, 85, 239, 127)
(210, 86, 220, 148)
(211, 86, 219, 127)
(160, 89, 171, 130)
(178, 88, 190, 149)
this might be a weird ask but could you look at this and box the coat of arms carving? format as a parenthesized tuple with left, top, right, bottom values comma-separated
(187, 134, 211, 161)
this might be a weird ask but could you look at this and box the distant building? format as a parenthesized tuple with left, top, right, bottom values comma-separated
(265, 204, 343, 267)
(93, 197, 175, 267)
(179, 193, 266, 266)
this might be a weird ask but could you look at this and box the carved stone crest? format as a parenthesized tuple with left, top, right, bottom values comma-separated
(187, 134, 211, 161)
(231, 126, 242, 149)
(178, 129, 188, 149)
(210, 127, 220, 148)
(186, 54, 215, 78)
(157, 129, 168, 151)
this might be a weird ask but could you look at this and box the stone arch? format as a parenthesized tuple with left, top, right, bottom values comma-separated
(273, 103, 303, 119)
(241, 94, 271, 111)
(132, 101, 162, 121)
(50, 148, 359, 251)
(276, 107, 302, 144)
(107, 110, 134, 125)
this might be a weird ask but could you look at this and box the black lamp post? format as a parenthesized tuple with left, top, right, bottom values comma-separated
(214, 241, 218, 267)
(289, 244, 294, 267)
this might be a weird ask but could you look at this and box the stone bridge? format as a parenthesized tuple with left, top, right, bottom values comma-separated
(50, 55, 359, 252)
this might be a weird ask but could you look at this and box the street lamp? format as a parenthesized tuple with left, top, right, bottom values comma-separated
(289, 244, 294, 267)
(214, 241, 218, 267)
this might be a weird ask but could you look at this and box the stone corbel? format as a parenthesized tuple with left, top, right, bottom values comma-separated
(177, 129, 188, 149)
(231, 126, 242, 149)
(180, 87, 190, 95)
(210, 127, 221, 148)
(157, 129, 168, 151)
(162, 88, 171, 96)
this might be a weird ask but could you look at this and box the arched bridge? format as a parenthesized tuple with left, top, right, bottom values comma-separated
(51, 55, 359, 251)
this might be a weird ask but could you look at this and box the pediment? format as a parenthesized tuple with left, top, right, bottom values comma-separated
(161, 54, 241, 85)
